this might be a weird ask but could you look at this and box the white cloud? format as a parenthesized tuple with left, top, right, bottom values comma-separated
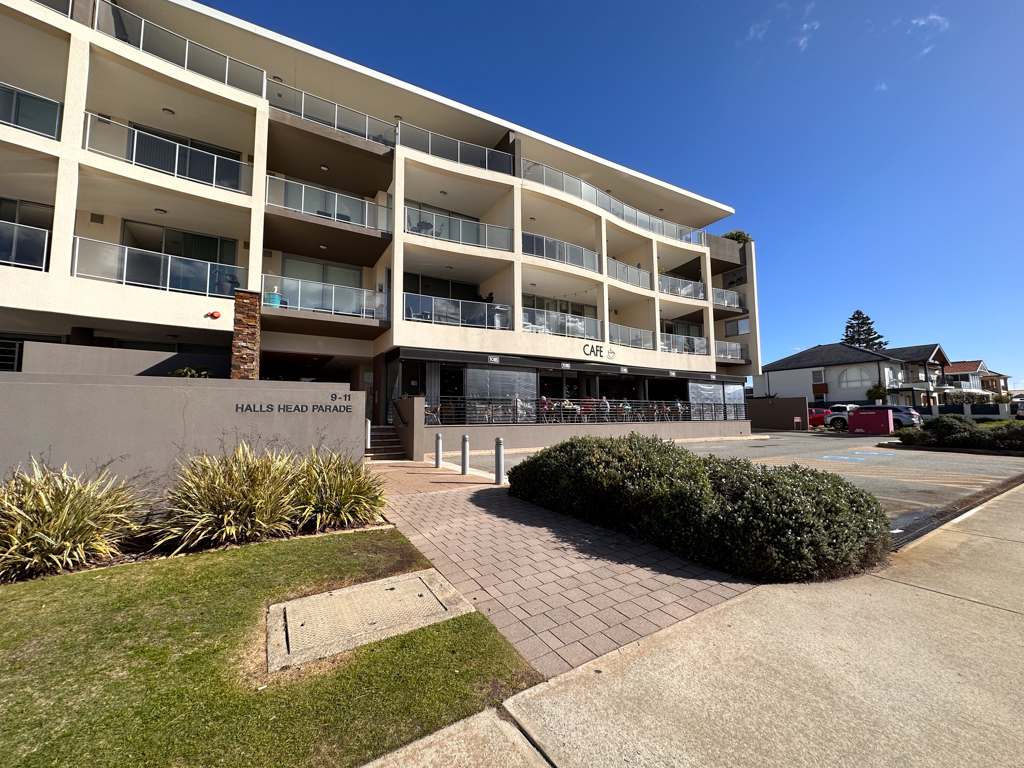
(916, 44, 936, 58)
(910, 13, 950, 32)
(796, 20, 819, 50)
(804, 1, 816, 17)
(875, 82, 889, 91)
(747, 21, 770, 41)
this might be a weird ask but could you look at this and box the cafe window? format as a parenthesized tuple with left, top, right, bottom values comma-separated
(466, 366, 537, 400)
(725, 318, 750, 337)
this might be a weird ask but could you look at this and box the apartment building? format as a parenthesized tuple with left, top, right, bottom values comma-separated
(0, 0, 761, 431)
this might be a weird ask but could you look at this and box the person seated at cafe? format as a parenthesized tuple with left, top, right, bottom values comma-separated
(599, 396, 611, 421)
(582, 395, 596, 422)
(425, 402, 441, 425)
(539, 395, 551, 422)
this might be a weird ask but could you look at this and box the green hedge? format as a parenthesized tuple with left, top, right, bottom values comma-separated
(895, 415, 1024, 452)
(508, 435, 890, 583)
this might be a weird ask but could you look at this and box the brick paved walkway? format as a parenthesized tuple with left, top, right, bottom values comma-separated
(387, 486, 755, 678)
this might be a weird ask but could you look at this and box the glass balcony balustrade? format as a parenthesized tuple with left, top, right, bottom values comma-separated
(32, 0, 72, 15)
(404, 207, 511, 251)
(606, 257, 651, 290)
(660, 333, 709, 356)
(609, 322, 655, 350)
(522, 232, 600, 273)
(262, 275, 387, 319)
(712, 288, 746, 309)
(0, 82, 62, 139)
(658, 274, 706, 300)
(266, 177, 390, 231)
(266, 81, 397, 147)
(399, 123, 513, 175)
(403, 293, 511, 330)
(73, 237, 246, 297)
(85, 114, 253, 194)
(522, 159, 707, 246)
(94, 0, 265, 96)
(522, 307, 602, 340)
(0, 221, 50, 271)
(715, 340, 745, 359)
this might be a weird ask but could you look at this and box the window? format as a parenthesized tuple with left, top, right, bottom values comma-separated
(837, 367, 874, 389)
(721, 267, 747, 289)
(130, 124, 241, 161)
(664, 320, 703, 337)
(814, 393, 826, 403)
(725, 318, 750, 337)
(122, 220, 238, 265)
(812, 369, 825, 384)
(522, 294, 597, 318)
(283, 256, 361, 287)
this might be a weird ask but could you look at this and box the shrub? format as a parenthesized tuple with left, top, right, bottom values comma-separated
(155, 443, 298, 553)
(0, 460, 143, 583)
(721, 230, 753, 243)
(865, 384, 888, 403)
(922, 414, 978, 440)
(171, 366, 212, 378)
(508, 435, 890, 583)
(294, 449, 386, 532)
(991, 422, 1024, 451)
(894, 427, 931, 446)
(945, 390, 989, 405)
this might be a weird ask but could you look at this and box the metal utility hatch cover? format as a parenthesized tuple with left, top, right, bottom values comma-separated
(266, 568, 473, 672)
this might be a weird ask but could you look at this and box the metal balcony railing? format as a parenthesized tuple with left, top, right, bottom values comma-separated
(712, 288, 746, 309)
(715, 340, 745, 359)
(609, 322, 655, 350)
(399, 123, 513, 175)
(404, 207, 512, 251)
(425, 396, 746, 425)
(403, 293, 511, 330)
(0, 81, 62, 140)
(607, 257, 651, 290)
(660, 333, 709, 356)
(94, 0, 265, 96)
(32, 0, 71, 15)
(658, 274, 706, 300)
(0, 339, 22, 372)
(522, 307, 602, 340)
(522, 159, 707, 246)
(266, 177, 390, 231)
(1, 221, 50, 271)
(262, 275, 388, 319)
(522, 232, 600, 273)
(85, 113, 253, 194)
(73, 237, 246, 298)
(266, 80, 397, 147)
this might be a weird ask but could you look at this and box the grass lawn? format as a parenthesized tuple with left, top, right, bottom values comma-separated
(0, 529, 539, 768)
(978, 420, 1016, 429)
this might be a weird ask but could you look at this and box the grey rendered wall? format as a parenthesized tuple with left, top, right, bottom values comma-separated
(0, 373, 364, 487)
(746, 397, 809, 431)
(21, 341, 232, 378)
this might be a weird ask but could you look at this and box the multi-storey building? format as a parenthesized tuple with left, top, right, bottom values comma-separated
(0, 0, 761, 431)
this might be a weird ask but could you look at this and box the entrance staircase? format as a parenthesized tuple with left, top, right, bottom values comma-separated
(365, 425, 406, 461)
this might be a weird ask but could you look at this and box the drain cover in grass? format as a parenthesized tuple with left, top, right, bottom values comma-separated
(266, 568, 474, 672)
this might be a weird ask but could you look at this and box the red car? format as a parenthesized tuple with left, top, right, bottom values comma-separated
(808, 407, 832, 427)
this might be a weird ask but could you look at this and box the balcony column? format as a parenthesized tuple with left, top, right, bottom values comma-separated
(511, 184, 523, 331)
(597, 216, 609, 344)
(245, 104, 270, 292)
(390, 149, 407, 334)
(230, 289, 261, 380)
(49, 36, 91, 278)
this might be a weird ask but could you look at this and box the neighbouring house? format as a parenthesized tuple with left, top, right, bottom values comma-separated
(945, 361, 1011, 398)
(881, 344, 952, 407)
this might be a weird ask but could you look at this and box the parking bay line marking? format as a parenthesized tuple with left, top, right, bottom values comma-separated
(850, 451, 897, 456)
(818, 455, 868, 462)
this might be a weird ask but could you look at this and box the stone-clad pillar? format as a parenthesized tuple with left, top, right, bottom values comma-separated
(230, 290, 261, 380)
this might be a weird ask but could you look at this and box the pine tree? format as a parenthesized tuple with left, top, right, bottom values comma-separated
(841, 310, 887, 350)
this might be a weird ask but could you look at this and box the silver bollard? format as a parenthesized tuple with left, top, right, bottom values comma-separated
(365, 418, 372, 450)
(461, 434, 470, 475)
(434, 433, 443, 469)
(494, 437, 504, 485)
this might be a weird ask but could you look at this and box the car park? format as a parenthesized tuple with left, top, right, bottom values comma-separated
(829, 405, 921, 431)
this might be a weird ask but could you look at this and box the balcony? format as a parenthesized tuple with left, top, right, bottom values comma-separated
(403, 292, 511, 330)
(607, 257, 651, 290)
(404, 207, 512, 251)
(609, 322, 655, 350)
(1, 82, 62, 140)
(1, 221, 50, 271)
(661, 333, 709, 356)
(712, 288, 746, 310)
(262, 275, 387, 319)
(72, 237, 246, 298)
(32, 0, 71, 15)
(522, 307, 602, 341)
(399, 123, 513, 175)
(266, 177, 390, 231)
(267, 81, 396, 147)
(522, 232, 600, 273)
(658, 274, 706, 301)
(522, 159, 706, 246)
(85, 114, 253, 194)
(715, 340, 747, 360)
(93, 0, 265, 96)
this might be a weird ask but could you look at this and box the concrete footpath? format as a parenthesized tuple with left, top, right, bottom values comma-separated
(371, 483, 1024, 767)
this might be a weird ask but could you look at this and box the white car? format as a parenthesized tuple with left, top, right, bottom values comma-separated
(824, 404, 859, 429)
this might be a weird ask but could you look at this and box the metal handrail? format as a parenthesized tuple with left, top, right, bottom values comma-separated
(609, 322, 655, 350)
(425, 396, 746, 425)
(658, 274, 706, 300)
(266, 80, 396, 147)
(399, 122, 513, 175)
(0, 81, 62, 140)
(712, 287, 746, 309)
(522, 307, 602, 340)
(93, 0, 265, 96)
(84, 113, 253, 194)
(72, 236, 246, 298)
(262, 274, 388, 319)
(404, 207, 512, 251)
(660, 333, 709, 356)
(265, 177, 390, 231)
(522, 158, 707, 246)
(606, 257, 652, 290)
(403, 292, 512, 330)
(1, 220, 50, 271)
(522, 232, 600, 273)
(715, 340, 744, 359)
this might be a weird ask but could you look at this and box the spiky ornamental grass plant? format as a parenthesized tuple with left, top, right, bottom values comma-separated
(0, 460, 142, 583)
(157, 443, 298, 553)
(294, 449, 387, 532)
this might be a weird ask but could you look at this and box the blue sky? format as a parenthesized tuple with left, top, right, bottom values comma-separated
(206, 0, 1023, 385)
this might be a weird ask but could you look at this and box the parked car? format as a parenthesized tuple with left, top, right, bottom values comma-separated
(829, 405, 922, 431)
(808, 407, 832, 427)
(823, 404, 858, 429)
